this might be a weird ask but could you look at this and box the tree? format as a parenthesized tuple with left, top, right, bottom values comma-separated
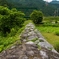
(30, 10, 43, 24)
(0, 6, 25, 35)
(0, 6, 10, 15)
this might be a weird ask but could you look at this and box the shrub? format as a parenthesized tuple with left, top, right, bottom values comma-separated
(0, 6, 26, 35)
(30, 10, 43, 24)
(55, 31, 59, 36)
(0, 45, 4, 52)
(8, 28, 17, 37)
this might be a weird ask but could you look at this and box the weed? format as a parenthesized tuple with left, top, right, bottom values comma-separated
(31, 38, 38, 42)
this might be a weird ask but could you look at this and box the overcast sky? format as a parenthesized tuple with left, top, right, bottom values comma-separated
(44, 0, 59, 2)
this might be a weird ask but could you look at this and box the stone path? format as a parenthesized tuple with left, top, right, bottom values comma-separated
(21, 23, 58, 53)
(0, 23, 59, 59)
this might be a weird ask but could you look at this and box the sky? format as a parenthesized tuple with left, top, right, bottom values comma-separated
(44, 0, 52, 2)
(44, 0, 59, 2)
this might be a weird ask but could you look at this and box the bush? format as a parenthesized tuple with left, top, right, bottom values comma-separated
(8, 28, 17, 37)
(30, 10, 43, 24)
(0, 6, 26, 35)
(55, 31, 59, 36)
(0, 45, 4, 52)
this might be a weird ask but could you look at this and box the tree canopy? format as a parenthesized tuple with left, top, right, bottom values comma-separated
(0, 6, 25, 35)
(30, 10, 43, 24)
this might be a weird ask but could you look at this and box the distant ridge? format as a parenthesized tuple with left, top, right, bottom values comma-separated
(50, 0, 59, 4)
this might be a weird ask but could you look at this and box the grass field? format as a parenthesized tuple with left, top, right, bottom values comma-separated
(37, 26, 59, 33)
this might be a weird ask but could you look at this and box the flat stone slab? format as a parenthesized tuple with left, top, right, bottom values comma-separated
(38, 42, 53, 49)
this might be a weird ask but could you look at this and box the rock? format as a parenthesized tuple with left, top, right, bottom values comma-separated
(25, 44, 38, 50)
(28, 36, 37, 40)
(25, 29, 29, 33)
(25, 41, 34, 45)
(39, 38, 45, 42)
(30, 28, 34, 31)
(20, 55, 28, 59)
(6, 55, 18, 59)
(22, 34, 28, 38)
(52, 48, 58, 53)
(23, 39, 27, 42)
(33, 57, 40, 59)
(35, 40, 39, 44)
(40, 50, 48, 59)
(28, 31, 36, 36)
(11, 46, 15, 49)
(38, 42, 53, 50)
(26, 50, 34, 56)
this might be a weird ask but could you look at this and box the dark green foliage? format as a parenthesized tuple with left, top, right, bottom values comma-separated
(0, 45, 4, 52)
(0, 6, 25, 36)
(30, 10, 43, 24)
(55, 31, 59, 36)
(0, 0, 8, 6)
(55, 20, 58, 23)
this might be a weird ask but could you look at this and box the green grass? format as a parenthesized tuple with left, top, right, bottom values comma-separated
(0, 26, 24, 52)
(36, 25, 59, 52)
(37, 26, 59, 34)
(43, 16, 59, 21)
(0, 20, 32, 52)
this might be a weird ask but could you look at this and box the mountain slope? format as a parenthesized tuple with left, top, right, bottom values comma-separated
(0, 0, 59, 16)
(50, 1, 59, 4)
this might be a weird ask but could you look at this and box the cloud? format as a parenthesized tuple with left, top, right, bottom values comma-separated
(44, 0, 52, 2)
